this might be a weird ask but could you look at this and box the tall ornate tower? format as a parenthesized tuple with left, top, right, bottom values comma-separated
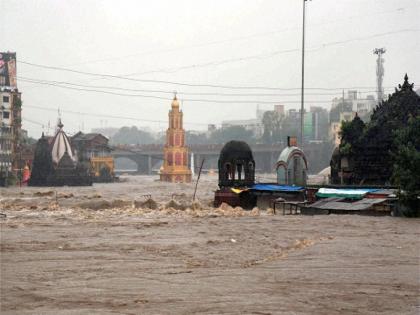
(160, 94, 192, 183)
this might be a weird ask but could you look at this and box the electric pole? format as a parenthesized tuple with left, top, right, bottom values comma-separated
(300, 0, 310, 149)
(373, 48, 386, 103)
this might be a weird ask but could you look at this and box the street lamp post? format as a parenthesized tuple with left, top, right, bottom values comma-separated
(300, 0, 309, 149)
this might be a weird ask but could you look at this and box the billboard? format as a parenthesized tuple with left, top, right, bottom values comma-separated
(0, 52, 17, 88)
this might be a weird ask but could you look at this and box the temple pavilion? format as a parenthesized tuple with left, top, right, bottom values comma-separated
(160, 95, 192, 183)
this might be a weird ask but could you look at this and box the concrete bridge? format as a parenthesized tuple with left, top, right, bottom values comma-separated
(111, 142, 333, 175)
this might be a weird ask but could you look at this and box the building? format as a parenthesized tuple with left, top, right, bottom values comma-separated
(273, 104, 285, 116)
(71, 131, 114, 180)
(72, 132, 112, 159)
(220, 105, 286, 140)
(331, 91, 376, 114)
(308, 106, 329, 141)
(0, 90, 13, 172)
(276, 136, 308, 186)
(222, 106, 269, 138)
(0, 52, 21, 178)
(221, 118, 263, 138)
(329, 92, 365, 147)
(29, 120, 92, 186)
(160, 95, 192, 183)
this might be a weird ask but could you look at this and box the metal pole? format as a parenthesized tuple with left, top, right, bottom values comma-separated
(193, 158, 205, 202)
(19, 146, 22, 188)
(300, 0, 307, 149)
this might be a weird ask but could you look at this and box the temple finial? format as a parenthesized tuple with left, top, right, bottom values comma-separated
(173, 91, 177, 100)
(400, 73, 414, 91)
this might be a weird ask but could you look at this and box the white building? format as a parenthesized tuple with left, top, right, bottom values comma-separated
(332, 90, 376, 116)
(221, 117, 263, 138)
(0, 89, 13, 171)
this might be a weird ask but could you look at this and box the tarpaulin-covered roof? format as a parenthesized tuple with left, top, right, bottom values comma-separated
(251, 184, 304, 192)
(316, 188, 379, 200)
(304, 197, 387, 211)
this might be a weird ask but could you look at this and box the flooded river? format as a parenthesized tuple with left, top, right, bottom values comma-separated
(1, 175, 419, 314)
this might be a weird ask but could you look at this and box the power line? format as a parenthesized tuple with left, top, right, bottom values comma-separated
(18, 60, 397, 92)
(24, 105, 210, 126)
(61, 5, 418, 67)
(124, 29, 420, 77)
(18, 76, 388, 97)
(18, 27, 419, 90)
(20, 79, 341, 104)
(22, 117, 44, 126)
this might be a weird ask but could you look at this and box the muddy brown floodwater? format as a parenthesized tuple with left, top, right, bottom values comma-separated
(1, 175, 419, 314)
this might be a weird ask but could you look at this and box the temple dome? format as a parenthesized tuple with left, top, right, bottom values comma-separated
(218, 140, 255, 188)
(171, 95, 179, 108)
(51, 119, 75, 164)
(219, 140, 253, 164)
(277, 146, 304, 164)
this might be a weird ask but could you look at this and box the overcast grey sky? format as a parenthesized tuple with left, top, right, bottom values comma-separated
(1, 0, 419, 137)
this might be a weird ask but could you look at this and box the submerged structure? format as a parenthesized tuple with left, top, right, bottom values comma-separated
(214, 140, 257, 209)
(28, 120, 92, 186)
(28, 133, 53, 186)
(160, 95, 192, 183)
(72, 132, 114, 182)
(218, 140, 255, 188)
(276, 136, 308, 186)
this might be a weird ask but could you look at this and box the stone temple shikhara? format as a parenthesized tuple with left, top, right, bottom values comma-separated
(28, 119, 92, 186)
(160, 94, 192, 183)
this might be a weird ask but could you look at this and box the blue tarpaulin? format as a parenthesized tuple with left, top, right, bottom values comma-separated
(251, 184, 304, 192)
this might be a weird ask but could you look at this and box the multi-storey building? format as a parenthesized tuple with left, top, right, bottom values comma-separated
(0, 52, 22, 176)
(329, 90, 373, 146)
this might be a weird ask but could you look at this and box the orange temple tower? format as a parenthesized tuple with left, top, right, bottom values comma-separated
(160, 94, 192, 183)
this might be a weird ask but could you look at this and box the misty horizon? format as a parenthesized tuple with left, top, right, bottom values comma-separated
(1, 0, 419, 138)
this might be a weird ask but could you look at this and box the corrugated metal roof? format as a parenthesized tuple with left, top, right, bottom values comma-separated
(307, 198, 387, 211)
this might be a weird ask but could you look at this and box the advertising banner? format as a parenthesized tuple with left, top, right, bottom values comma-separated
(0, 52, 17, 88)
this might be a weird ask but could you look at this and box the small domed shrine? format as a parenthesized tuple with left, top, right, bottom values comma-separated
(276, 137, 308, 186)
(214, 140, 256, 209)
(218, 140, 255, 188)
(160, 94, 192, 183)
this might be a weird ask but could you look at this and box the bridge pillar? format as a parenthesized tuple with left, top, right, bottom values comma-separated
(136, 160, 143, 173)
(148, 156, 152, 175)
(195, 154, 200, 171)
(270, 152, 275, 172)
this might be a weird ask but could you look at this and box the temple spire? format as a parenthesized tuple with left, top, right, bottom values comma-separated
(399, 73, 414, 91)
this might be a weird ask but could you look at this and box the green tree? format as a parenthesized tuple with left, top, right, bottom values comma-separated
(262, 111, 283, 144)
(391, 115, 420, 216)
(185, 131, 210, 145)
(110, 126, 154, 145)
(339, 74, 420, 185)
(210, 126, 255, 144)
(339, 114, 365, 155)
